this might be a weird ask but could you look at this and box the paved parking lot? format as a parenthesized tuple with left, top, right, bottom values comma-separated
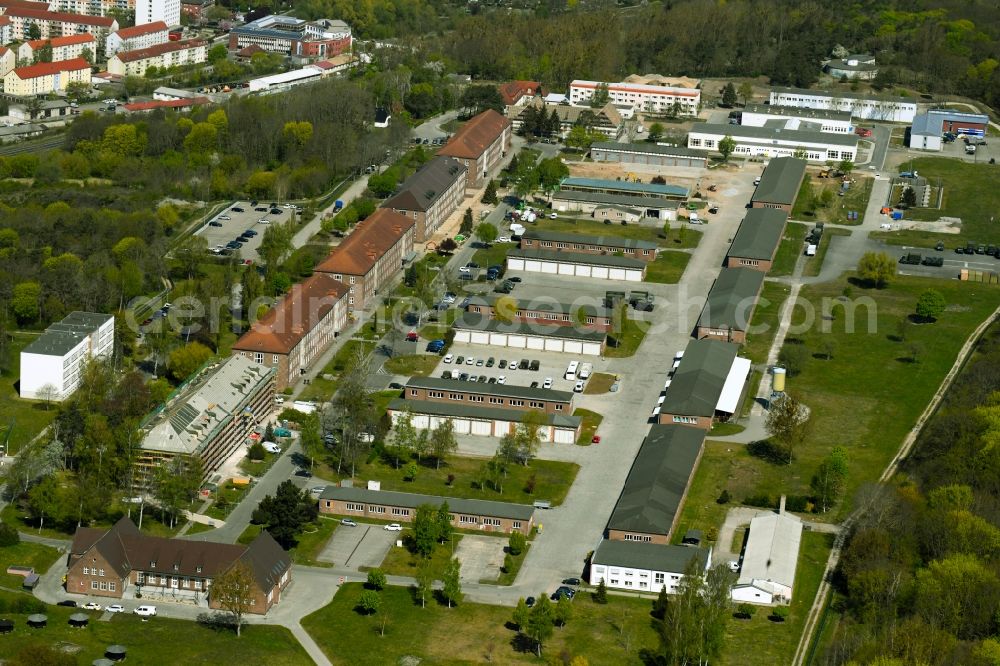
(433, 342, 606, 393)
(195, 199, 299, 262)
(316, 522, 397, 569)
(454, 535, 507, 583)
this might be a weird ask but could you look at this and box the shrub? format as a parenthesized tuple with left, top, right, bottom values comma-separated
(248, 441, 266, 461)
(12, 596, 44, 614)
(769, 606, 789, 622)
(716, 489, 731, 505)
(366, 568, 386, 591)
(593, 579, 608, 604)
(0, 522, 20, 547)
(747, 439, 790, 464)
(785, 495, 810, 512)
(503, 553, 514, 573)
(743, 493, 776, 509)
(735, 603, 756, 619)
(508, 531, 526, 557)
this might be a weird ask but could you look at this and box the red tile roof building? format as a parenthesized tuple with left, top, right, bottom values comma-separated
(436, 109, 512, 189)
(232, 272, 350, 390)
(1, 7, 117, 41)
(4, 56, 89, 95)
(17, 32, 93, 63)
(498, 80, 545, 107)
(314, 209, 415, 312)
(105, 20, 168, 58)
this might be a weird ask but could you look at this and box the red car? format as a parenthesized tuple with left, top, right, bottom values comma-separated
(592, 435, 601, 444)
(855, 127, 872, 138)
(406, 331, 419, 342)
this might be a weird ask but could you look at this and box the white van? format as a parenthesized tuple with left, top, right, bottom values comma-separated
(564, 360, 579, 381)
(805, 244, 817, 256)
(578, 363, 593, 380)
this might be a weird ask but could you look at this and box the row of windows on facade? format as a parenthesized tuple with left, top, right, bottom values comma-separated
(671, 415, 699, 424)
(341, 502, 518, 528)
(417, 389, 563, 410)
(533, 240, 652, 255)
(776, 96, 911, 110)
(596, 567, 676, 584)
(136, 573, 203, 590)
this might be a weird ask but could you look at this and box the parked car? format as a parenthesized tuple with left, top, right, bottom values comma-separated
(57, 600, 77, 607)
(551, 586, 576, 601)
(562, 578, 582, 586)
(543, 377, 553, 389)
(530, 381, 539, 388)
(232, 206, 245, 212)
(518, 359, 529, 370)
(405, 331, 419, 342)
(529, 360, 540, 371)
(134, 605, 157, 617)
(574, 381, 585, 393)
(728, 561, 740, 572)
(498, 360, 507, 369)
(508, 277, 522, 283)
(459, 373, 469, 381)
(209, 220, 223, 227)
(525, 596, 536, 607)
(384, 523, 403, 531)
(294, 469, 312, 477)
(105, 604, 125, 614)
(468, 375, 479, 382)
(497, 376, 507, 385)
(341, 519, 358, 527)
(82, 602, 102, 611)
(497, 236, 511, 243)
(486, 357, 495, 367)
(476, 359, 484, 366)
(443, 354, 454, 364)
(441, 371, 452, 379)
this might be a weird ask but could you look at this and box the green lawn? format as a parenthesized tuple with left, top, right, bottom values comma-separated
(297, 339, 377, 402)
(303, 582, 660, 665)
(378, 534, 463, 579)
(239, 516, 339, 567)
(583, 372, 616, 394)
(0, 332, 60, 451)
(238, 450, 276, 478)
(646, 250, 692, 284)
(0, 502, 185, 541)
(470, 242, 515, 268)
(383, 354, 440, 376)
(606, 317, 648, 358)
(574, 408, 603, 446)
(709, 422, 745, 437)
(741, 281, 792, 364)
(0, 542, 61, 588)
(322, 455, 579, 507)
(868, 229, 967, 251)
(0, 590, 310, 665)
(769, 222, 809, 277)
(719, 532, 834, 666)
(791, 174, 871, 226)
(803, 227, 852, 278)
(491, 541, 528, 585)
(672, 440, 752, 545)
(536, 216, 702, 249)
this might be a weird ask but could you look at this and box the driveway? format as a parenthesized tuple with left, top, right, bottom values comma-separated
(454, 535, 507, 583)
(317, 522, 397, 569)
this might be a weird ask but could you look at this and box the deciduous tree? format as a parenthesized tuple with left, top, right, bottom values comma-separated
(857, 251, 895, 288)
(764, 394, 810, 464)
(442, 558, 462, 608)
(915, 289, 946, 322)
(212, 561, 256, 637)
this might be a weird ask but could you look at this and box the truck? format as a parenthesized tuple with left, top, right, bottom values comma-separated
(899, 253, 922, 265)
(578, 362, 593, 380)
(334, 200, 344, 212)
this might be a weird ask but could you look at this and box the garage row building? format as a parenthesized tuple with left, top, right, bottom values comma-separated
(658, 339, 751, 429)
(319, 486, 535, 535)
(451, 316, 607, 356)
(464, 295, 613, 332)
(388, 376, 582, 443)
(687, 123, 858, 163)
(550, 190, 680, 222)
(725, 208, 789, 273)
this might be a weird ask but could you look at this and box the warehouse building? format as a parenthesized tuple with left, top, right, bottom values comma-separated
(507, 248, 647, 282)
(768, 87, 917, 123)
(909, 109, 990, 151)
(750, 157, 807, 212)
(558, 176, 689, 201)
(740, 104, 853, 134)
(687, 123, 857, 163)
(824, 54, 877, 81)
(452, 317, 606, 356)
(550, 189, 679, 221)
(658, 339, 750, 429)
(695, 268, 765, 343)
(606, 424, 706, 544)
(725, 208, 789, 272)
(590, 141, 708, 168)
(520, 228, 658, 262)
(591, 539, 711, 593)
(402, 376, 574, 416)
(731, 510, 804, 605)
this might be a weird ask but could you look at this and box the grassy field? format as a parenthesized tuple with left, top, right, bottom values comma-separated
(379, 535, 464, 579)
(803, 227, 852, 278)
(470, 242, 516, 268)
(383, 354, 440, 376)
(583, 372, 616, 394)
(893, 159, 1000, 241)
(322, 455, 580, 507)
(0, 542, 61, 588)
(535, 216, 702, 249)
(646, 251, 692, 284)
(741, 281, 792, 364)
(238, 515, 338, 567)
(573, 408, 603, 445)
(682, 274, 999, 528)
(0, 590, 311, 665)
(868, 228, 970, 251)
(769, 222, 809, 277)
(719, 532, 834, 666)
(0, 332, 59, 450)
(303, 582, 660, 665)
(297, 339, 377, 402)
(709, 422, 745, 437)
(606, 317, 648, 358)
(791, 174, 871, 226)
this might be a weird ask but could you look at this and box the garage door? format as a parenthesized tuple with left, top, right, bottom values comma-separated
(493, 421, 512, 436)
(525, 260, 542, 272)
(429, 416, 444, 429)
(575, 265, 592, 278)
(454, 330, 471, 344)
(544, 338, 564, 352)
(564, 341, 583, 354)
(508, 258, 525, 271)
(489, 333, 508, 346)
(582, 342, 602, 356)
(470, 331, 489, 345)
(609, 268, 626, 280)
(526, 336, 544, 350)
(452, 419, 471, 434)
(471, 420, 492, 436)
(413, 415, 430, 428)
(624, 269, 643, 282)
(541, 261, 558, 274)
(554, 428, 576, 444)
(558, 262, 574, 275)
(539, 427, 554, 443)
(592, 266, 609, 279)
(507, 335, 526, 348)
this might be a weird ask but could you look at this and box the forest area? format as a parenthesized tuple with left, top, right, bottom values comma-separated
(822, 324, 1000, 665)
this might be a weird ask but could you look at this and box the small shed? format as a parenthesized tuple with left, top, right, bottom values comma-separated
(0, 619, 14, 634)
(69, 613, 89, 628)
(682, 529, 703, 546)
(105, 645, 127, 662)
(26, 614, 46, 628)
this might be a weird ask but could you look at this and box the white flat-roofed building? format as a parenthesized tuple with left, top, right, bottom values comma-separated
(591, 539, 711, 593)
(247, 65, 323, 94)
(19, 311, 114, 401)
(824, 54, 877, 81)
(740, 104, 853, 134)
(768, 87, 917, 123)
(687, 122, 858, 163)
(135, 355, 275, 491)
(569, 78, 700, 116)
(731, 510, 804, 605)
(135, 0, 178, 29)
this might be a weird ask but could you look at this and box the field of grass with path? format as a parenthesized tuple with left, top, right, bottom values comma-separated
(573, 408, 603, 445)
(378, 534, 464, 579)
(646, 250, 692, 284)
(741, 281, 792, 364)
(303, 582, 660, 665)
(383, 354, 440, 376)
(791, 174, 872, 226)
(606, 317, 648, 358)
(769, 222, 809, 277)
(0, 542, 60, 589)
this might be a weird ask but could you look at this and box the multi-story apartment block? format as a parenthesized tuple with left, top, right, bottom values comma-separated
(19, 311, 113, 401)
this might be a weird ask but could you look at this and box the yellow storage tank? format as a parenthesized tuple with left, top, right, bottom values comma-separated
(773, 367, 786, 393)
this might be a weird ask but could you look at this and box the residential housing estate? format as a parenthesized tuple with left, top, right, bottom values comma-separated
(105, 20, 168, 58)
(16, 32, 92, 62)
(4, 56, 88, 95)
(19, 311, 114, 401)
(569, 75, 701, 116)
(107, 38, 206, 77)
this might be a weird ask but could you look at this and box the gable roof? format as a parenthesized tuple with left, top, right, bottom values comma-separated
(10, 58, 89, 80)
(114, 20, 167, 39)
(437, 109, 511, 160)
(558, 176, 688, 199)
(4, 6, 115, 26)
(737, 511, 803, 590)
(728, 208, 788, 261)
(659, 339, 740, 417)
(240, 530, 292, 590)
(314, 209, 414, 276)
(697, 267, 765, 333)
(25, 33, 94, 50)
(607, 425, 705, 537)
(751, 157, 807, 206)
(593, 539, 710, 574)
(498, 80, 544, 106)
(405, 375, 574, 403)
(381, 156, 467, 213)
(232, 273, 348, 355)
(320, 485, 536, 521)
(522, 228, 658, 251)
(114, 39, 205, 63)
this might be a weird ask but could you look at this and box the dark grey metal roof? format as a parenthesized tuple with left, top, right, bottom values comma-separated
(381, 156, 467, 213)
(319, 484, 537, 520)
(22, 311, 112, 356)
(453, 313, 608, 342)
(522, 229, 657, 251)
(509, 247, 647, 270)
(659, 339, 740, 417)
(727, 208, 788, 261)
(691, 122, 860, 147)
(751, 157, 807, 206)
(551, 189, 680, 211)
(591, 141, 708, 159)
(405, 376, 574, 403)
(698, 268, 765, 333)
(593, 539, 710, 573)
(389, 398, 582, 429)
(607, 425, 706, 536)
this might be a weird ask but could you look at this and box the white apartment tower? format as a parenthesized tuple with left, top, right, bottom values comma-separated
(19, 312, 114, 401)
(136, 0, 178, 28)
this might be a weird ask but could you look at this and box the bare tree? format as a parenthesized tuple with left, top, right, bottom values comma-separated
(211, 561, 256, 637)
(35, 383, 58, 410)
